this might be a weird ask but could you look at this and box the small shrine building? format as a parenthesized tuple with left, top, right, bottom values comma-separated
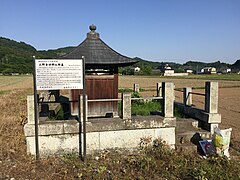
(62, 25, 137, 117)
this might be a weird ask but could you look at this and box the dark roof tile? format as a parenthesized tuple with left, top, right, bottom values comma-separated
(61, 25, 137, 67)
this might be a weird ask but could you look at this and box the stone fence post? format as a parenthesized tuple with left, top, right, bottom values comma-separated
(133, 84, 139, 93)
(27, 95, 37, 124)
(204, 81, 221, 133)
(205, 82, 218, 113)
(121, 93, 131, 119)
(183, 87, 192, 106)
(162, 82, 176, 126)
(156, 82, 162, 97)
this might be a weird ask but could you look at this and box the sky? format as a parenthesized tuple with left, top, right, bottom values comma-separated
(0, 0, 239, 64)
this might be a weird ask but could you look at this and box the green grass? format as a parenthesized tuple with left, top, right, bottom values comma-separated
(118, 88, 145, 93)
(0, 90, 11, 95)
(128, 74, 240, 80)
(162, 74, 240, 81)
(131, 99, 185, 118)
(131, 101, 161, 116)
(118, 88, 133, 93)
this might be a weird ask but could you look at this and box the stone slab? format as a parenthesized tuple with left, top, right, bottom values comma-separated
(99, 129, 155, 149)
(26, 127, 175, 156)
(154, 127, 175, 146)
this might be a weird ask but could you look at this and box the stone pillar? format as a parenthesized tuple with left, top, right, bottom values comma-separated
(162, 82, 175, 118)
(79, 94, 88, 122)
(156, 82, 162, 97)
(121, 93, 131, 119)
(133, 84, 140, 93)
(183, 87, 192, 106)
(27, 95, 37, 124)
(205, 82, 218, 113)
(202, 82, 221, 133)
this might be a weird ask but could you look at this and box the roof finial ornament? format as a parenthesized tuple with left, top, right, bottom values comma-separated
(87, 24, 99, 39)
(89, 24, 96, 32)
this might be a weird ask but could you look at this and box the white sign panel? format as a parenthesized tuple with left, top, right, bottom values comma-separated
(35, 59, 83, 90)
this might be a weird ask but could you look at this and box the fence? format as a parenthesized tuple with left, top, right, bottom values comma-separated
(27, 81, 221, 133)
(174, 82, 221, 133)
(24, 81, 222, 157)
(83, 82, 176, 126)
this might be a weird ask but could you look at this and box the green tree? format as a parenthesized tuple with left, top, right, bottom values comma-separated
(2, 68, 13, 75)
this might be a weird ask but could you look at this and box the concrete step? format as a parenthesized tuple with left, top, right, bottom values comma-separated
(176, 118, 198, 129)
(175, 143, 197, 152)
(176, 130, 211, 145)
(175, 118, 211, 153)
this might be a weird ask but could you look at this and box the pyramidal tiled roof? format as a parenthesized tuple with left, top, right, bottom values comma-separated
(61, 25, 138, 68)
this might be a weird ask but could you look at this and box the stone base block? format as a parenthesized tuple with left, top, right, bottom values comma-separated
(163, 117, 176, 127)
(25, 127, 175, 156)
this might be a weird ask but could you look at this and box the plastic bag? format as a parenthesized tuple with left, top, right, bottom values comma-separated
(212, 128, 232, 157)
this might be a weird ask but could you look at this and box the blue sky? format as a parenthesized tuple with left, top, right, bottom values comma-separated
(0, 0, 239, 64)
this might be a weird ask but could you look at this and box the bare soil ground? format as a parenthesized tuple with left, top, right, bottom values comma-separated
(119, 76, 240, 142)
(0, 75, 239, 179)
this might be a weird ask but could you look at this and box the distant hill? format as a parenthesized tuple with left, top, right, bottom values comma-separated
(37, 46, 76, 59)
(0, 37, 239, 74)
(231, 60, 240, 71)
(182, 60, 230, 73)
(129, 57, 183, 75)
(0, 37, 36, 73)
(0, 37, 75, 74)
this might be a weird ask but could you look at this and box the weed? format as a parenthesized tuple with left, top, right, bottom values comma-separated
(1, 75, 240, 179)
(0, 90, 11, 95)
(132, 101, 161, 116)
(118, 88, 133, 93)
(18, 112, 27, 126)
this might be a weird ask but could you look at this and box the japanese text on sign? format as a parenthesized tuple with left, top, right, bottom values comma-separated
(35, 59, 83, 90)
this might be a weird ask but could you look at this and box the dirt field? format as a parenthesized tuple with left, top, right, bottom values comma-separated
(0, 75, 239, 178)
(0, 75, 239, 141)
(119, 76, 240, 142)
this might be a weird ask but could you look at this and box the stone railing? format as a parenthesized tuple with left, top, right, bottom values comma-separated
(131, 81, 221, 133)
(174, 82, 221, 133)
(121, 82, 176, 127)
(24, 82, 177, 156)
(24, 81, 221, 156)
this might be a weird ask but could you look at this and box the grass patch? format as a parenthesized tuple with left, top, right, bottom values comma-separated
(118, 88, 133, 93)
(48, 107, 65, 120)
(130, 92, 185, 117)
(118, 88, 145, 93)
(131, 91, 152, 116)
(132, 101, 161, 116)
(162, 74, 240, 81)
(0, 90, 11, 95)
(131, 101, 186, 118)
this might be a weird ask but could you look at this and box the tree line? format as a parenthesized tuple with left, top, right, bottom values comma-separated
(0, 37, 239, 75)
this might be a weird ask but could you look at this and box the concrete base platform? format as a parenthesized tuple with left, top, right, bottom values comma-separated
(24, 116, 176, 156)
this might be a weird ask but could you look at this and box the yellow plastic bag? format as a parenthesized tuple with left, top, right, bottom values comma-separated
(212, 128, 232, 157)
